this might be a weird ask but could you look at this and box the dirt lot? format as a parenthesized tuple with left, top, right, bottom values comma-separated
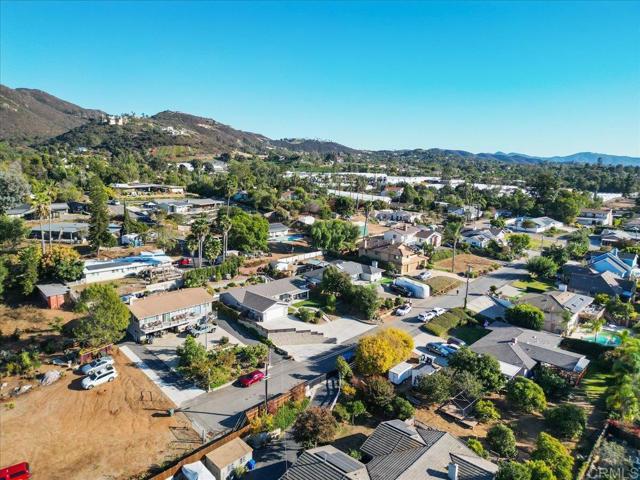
(415, 406, 490, 441)
(434, 253, 498, 275)
(0, 349, 199, 480)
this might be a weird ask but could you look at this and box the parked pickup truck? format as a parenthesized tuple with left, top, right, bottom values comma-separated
(188, 323, 216, 337)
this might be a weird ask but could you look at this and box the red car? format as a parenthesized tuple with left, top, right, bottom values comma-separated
(0, 462, 30, 480)
(176, 258, 191, 267)
(239, 370, 265, 387)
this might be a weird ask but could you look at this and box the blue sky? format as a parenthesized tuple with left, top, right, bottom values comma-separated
(1, 1, 639, 157)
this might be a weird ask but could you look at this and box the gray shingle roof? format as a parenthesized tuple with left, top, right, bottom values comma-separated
(360, 420, 425, 457)
(281, 446, 368, 480)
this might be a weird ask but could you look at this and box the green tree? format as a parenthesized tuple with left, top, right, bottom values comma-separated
(541, 245, 568, 267)
(88, 177, 114, 254)
(366, 376, 395, 411)
(474, 399, 501, 422)
(487, 423, 518, 458)
(526, 460, 556, 480)
(508, 234, 531, 255)
(414, 370, 453, 404)
(349, 284, 380, 320)
(203, 236, 222, 262)
(320, 266, 352, 296)
(74, 283, 130, 347)
(390, 396, 415, 420)
(544, 404, 586, 439)
(531, 433, 573, 480)
(0, 215, 29, 248)
(229, 210, 269, 252)
(0, 170, 30, 214)
(526, 256, 558, 280)
(122, 202, 134, 235)
(310, 219, 359, 253)
(190, 216, 210, 267)
(30, 182, 51, 254)
(448, 347, 505, 392)
(496, 462, 531, 480)
(16, 245, 41, 295)
(40, 245, 84, 282)
(334, 196, 355, 216)
(347, 400, 367, 424)
(605, 296, 637, 326)
(336, 355, 353, 381)
(0, 258, 8, 296)
(506, 304, 545, 330)
(467, 438, 488, 458)
(507, 377, 547, 413)
(292, 407, 338, 448)
(444, 219, 464, 273)
(534, 366, 569, 399)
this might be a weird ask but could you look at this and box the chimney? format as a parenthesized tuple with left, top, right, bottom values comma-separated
(511, 337, 518, 344)
(448, 462, 459, 480)
(372, 260, 378, 268)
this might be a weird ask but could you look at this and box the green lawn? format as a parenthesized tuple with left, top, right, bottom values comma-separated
(424, 276, 462, 295)
(578, 360, 614, 405)
(449, 325, 491, 345)
(511, 278, 555, 293)
(293, 298, 326, 309)
(379, 276, 394, 285)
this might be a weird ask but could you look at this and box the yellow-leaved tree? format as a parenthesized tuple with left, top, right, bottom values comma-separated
(355, 328, 414, 376)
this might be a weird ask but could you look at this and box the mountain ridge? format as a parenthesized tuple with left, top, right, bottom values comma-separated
(1, 84, 638, 165)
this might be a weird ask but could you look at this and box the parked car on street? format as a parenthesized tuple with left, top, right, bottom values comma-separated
(432, 307, 447, 316)
(426, 342, 451, 357)
(389, 284, 412, 297)
(188, 323, 216, 337)
(395, 304, 412, 316)
(81, 365, 118, 390)
(419, 310, 436, 322)
(239, 370, 265, 387)
(417, 271, 433, 281)
(447, 337, 467, 347)
(0, 462, 30, 480)
(80, 356, 114, 375)
(441, 344, 460, 355)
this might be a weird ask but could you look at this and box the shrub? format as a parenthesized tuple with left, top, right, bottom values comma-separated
(506, 304, 545, 331)
(543, 404, 586, 439)
(333, 403, 350, 423)
(423, 308, 473, 337)
(414, 370, 453, 404)
(348, 449, 362, 460)
(366, 376, 395, 411)
(496, 461, 530, 480)
(292, 407, 338, 448)
(336, 355, 353, 381)
(487, 423, 518, 458)
(531, 432, 574, 480)
(389, 397, 414, 420)
(341, 383, 356, 398)
(506, 377, 547, 413)
(274, 399, 310, 431)
(474, 399, 501, 422)
(467, 438, 488, 458)
(534, 365, 569, 399)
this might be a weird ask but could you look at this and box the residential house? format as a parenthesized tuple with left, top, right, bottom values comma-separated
(83, 250, 173, 284)
(383, 224, 422, 244)
(127, 287, 215, 342)
(447, 205, 483, 221)
(110, 182, 185, 196)
(576, 208, 613, 227)
(381, 185, 404, 198)
(563, 265, 636, 301)
(460, 228, 506, 249)
(6, 202, 68, 219)
(359, 237, 422, 275)
(6, 203, 33, 218)
(203, 437, 253, 480)
(156, 198, 223, 215)
(600, 229, 639, 247)
(471, 322, 590, 381)
(220, 277, 309, 322)
(303, 260, 385, 285)
(268, 223, 289, 241)
(517, 291, 594, 334)
(280, 445, 370, 480)
(415, 228, 442, 248)
(29, 222, 120, 243)
(282, 420, 498, 480)
(588, 248, 639, 279)
(511, 216, 563, 233)
(375, 209, 421, 223)
(466, 295, 513, 321)
(36, 283, 70, 310)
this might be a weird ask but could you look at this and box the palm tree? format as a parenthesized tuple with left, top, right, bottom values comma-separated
(30, 186, 51, 254)
(444, 220, 463, 273)
(190, 216, 210, 268)
(589, 317, 606, 344)
(44, 182, 57, 248)
(220, 216, 232, 262)
(362, 202, 372, 239)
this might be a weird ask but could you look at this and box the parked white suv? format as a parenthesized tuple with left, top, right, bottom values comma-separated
(80, 356, 114, 375)
(82, 365, 118, 390)
(395, 304, 412, 316)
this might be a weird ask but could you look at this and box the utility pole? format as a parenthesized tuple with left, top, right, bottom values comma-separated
(463, 265, 472, 309)
(263, 346, 271, 412)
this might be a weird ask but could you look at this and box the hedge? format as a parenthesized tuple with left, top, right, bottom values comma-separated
(430, 248, 453, 262)
(423, 308, 475, 337)
(559, 337, 615, 359)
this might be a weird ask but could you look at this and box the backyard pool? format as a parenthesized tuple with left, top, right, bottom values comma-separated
(285, 234, 306, 242)
(583, 331, 622, 346)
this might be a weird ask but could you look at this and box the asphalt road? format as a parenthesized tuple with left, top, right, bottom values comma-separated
(180, 258, 532, 435)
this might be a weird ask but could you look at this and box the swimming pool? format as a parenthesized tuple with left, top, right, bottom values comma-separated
(285, 234, 306, 242)
(583, 331, 622, 346)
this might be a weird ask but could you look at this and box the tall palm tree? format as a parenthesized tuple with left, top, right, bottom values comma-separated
(44, 182, 57, 248)
(190, 216, 210, 268)
(220, 216, 232, 262)
(30, 187, 51, 254)
(589, 317, 606, 344)
(362, 201, 372, 239)
(444, 220, 463, 273)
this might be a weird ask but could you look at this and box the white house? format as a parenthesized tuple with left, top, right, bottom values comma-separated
(303, 260, 384, 285)
(576, 208, 614, 227)
(267, 223, 289, 241)
(83, 250, 172, 284)
(383, 224, 422, 244)
(511, 216, 563, 233)
(376, 209, 421, 223)
(461, 228, 507, 249)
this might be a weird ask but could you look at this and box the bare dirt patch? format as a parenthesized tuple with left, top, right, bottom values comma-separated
(415, 405, 491, 441)
(0, 349, 199, 480)
(434, 253, 498, 275)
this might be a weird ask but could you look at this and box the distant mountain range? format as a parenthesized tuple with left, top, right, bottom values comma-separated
(1, 84, 638, 165)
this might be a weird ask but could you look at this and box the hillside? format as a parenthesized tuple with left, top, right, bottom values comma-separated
(270, 138, 359, 155)
(0, 84, 105, 141)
